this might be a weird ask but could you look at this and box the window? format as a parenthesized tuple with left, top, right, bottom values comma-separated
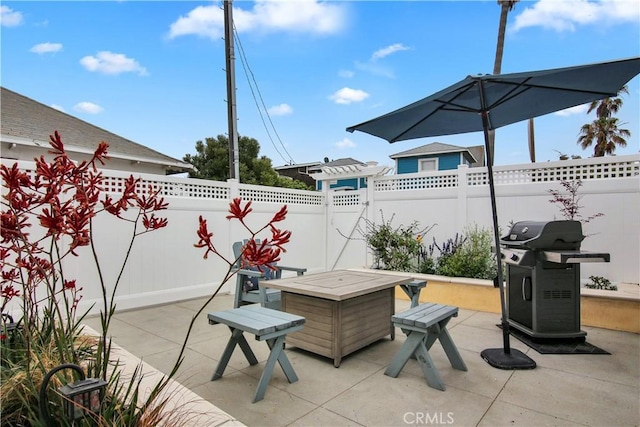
(419, 158, 438, 171)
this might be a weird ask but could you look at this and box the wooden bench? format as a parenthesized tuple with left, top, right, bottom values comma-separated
(208, 305, 305, 402)
(399, 279, 427, 308)
(385, 303, 467, 391)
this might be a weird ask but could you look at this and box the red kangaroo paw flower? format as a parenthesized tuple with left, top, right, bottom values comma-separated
(226, 198, 252, 220)
(270, 205, 288, 223)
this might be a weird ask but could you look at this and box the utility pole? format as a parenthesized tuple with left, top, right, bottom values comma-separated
(224, 0, 240, 180)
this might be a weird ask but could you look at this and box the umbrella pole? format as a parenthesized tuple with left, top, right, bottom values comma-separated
(477, 86, 535, 370)
(481, 126, 511, 354)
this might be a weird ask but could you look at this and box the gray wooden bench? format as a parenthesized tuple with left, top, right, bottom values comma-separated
(399, 279, 427, 308)
(208, 305, 305, 402)
(385, 302, 467, 391)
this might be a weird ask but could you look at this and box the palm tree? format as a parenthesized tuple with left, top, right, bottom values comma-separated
(587, 85, 628, 118)
(487, 0, 519, 165)
(493, 0, 519, 75)
(577, 86, 630, 157)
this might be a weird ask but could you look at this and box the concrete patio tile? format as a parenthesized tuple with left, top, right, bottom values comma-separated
(457, 309, 503, 330)
(175, 295, 232, 312)
(446, 307, 479, 327)
(141, 346, 219, 391)
(288, 407, 366, 427)
(582, 326, 640, 356)
(191, 371, 317, 427)
(188, 326, 274, 371)
(532, 350, 639, 388)
(395, 299, 412, 312)
(349, 335, 404, 367)
(396, 346, 514, 399)
(322, 369, 493, 427)
(109, 302, 215, 346)
(497, 366, 640, 426)
(478, 400, 585, 426)
(447, 322, 533, 355)
(254, 345, 386, 405)
(83, 294, 639, 427)
(81, 316, 181, 358)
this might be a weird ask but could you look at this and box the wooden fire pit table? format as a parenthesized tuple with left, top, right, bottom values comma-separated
(264, 269, 413, 367)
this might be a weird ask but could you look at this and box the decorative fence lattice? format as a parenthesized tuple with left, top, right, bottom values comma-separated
(374, 172, 458, 191)
(239, 187, 324, 205)
(372, 156, 639, 191)
(333, 192, 361, 207)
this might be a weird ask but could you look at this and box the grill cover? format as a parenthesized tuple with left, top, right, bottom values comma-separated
(501, 220, 584, 250)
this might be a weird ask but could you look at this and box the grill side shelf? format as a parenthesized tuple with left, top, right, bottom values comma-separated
(541, 251, 610, 264)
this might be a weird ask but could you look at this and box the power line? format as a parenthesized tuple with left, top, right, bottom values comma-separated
(233, 24, 296, 165)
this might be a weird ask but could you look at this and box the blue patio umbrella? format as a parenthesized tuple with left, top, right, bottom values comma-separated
(347, 57, 640, 369)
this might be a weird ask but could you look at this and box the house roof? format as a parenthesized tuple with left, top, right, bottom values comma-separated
(308, 157, 366, 172)
(466, 145, 485, 167)
(274, 161, 322, 171)
(389, 142, 470, 158)
(1, 87, 193, 173)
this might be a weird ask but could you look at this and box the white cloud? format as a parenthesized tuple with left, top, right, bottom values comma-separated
(50, 104, 65, 112)
(1, 5, 23, 27)
(335, 138, 356, 149)
(554, 104, 589, 116)
(351, 43, 409, 79)
(268, 103, 293, 116)
(168, 0, 347, 40)
(339, 69, 355, 78)
(80, 51, 148, 76)
(30, 42, 63, 54)
(329, 87, 370, 105)
(371, 43, 410, 61)
(512, 0, 640, 32)
(73, 102, 103, 114)
(168, 5, 223, 39)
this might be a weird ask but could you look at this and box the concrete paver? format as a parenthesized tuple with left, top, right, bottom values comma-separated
(84, 294, 640, 427)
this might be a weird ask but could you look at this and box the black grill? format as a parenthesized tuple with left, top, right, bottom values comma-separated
(501, 220, 583, 250)
(500, 220, 610, 340)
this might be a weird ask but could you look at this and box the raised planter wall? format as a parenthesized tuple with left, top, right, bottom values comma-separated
(351, 269, 640, 334)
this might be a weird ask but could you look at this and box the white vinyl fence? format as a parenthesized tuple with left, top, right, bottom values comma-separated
(2, 154, 638, 315)
(325, 155, 640, 286)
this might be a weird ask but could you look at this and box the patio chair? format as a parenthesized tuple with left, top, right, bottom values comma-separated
(232, 240, 306, 309)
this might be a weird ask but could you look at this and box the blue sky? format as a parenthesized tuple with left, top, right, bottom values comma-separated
(2, 0, 639, 170)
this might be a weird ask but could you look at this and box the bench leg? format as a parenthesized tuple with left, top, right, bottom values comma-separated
(253, 334, 297, 403)
(386, 319, 465, 391)
(385, 331, 424, 378)
(425, 319, 467, 371)
(438, 328, 468, 371)
(414, 340, 446, 391)
(212, 328, 258, 381)
(266, 336, 299, 383)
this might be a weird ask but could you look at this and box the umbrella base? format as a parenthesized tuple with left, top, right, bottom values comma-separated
(481, 348, 537, 370)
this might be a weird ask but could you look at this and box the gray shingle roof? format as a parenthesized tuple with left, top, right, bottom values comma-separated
(389, 142, 470, 158)
(1, 87, 193, 172)
(308, 157, 365, 172)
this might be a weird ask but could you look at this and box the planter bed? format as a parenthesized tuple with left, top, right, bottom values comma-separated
(81, 326, 244, 427)
(348, 268, 640, 334)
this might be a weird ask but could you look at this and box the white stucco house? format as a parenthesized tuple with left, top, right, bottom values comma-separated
(1, 87, 193, 175)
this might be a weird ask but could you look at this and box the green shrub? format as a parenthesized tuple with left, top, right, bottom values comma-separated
(417, 245, 436, 274)
(360, 211, 435, 272)
(434, 225, 497, 280)
(357, 213, 496, 280)
(584, 275, 617, 291)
